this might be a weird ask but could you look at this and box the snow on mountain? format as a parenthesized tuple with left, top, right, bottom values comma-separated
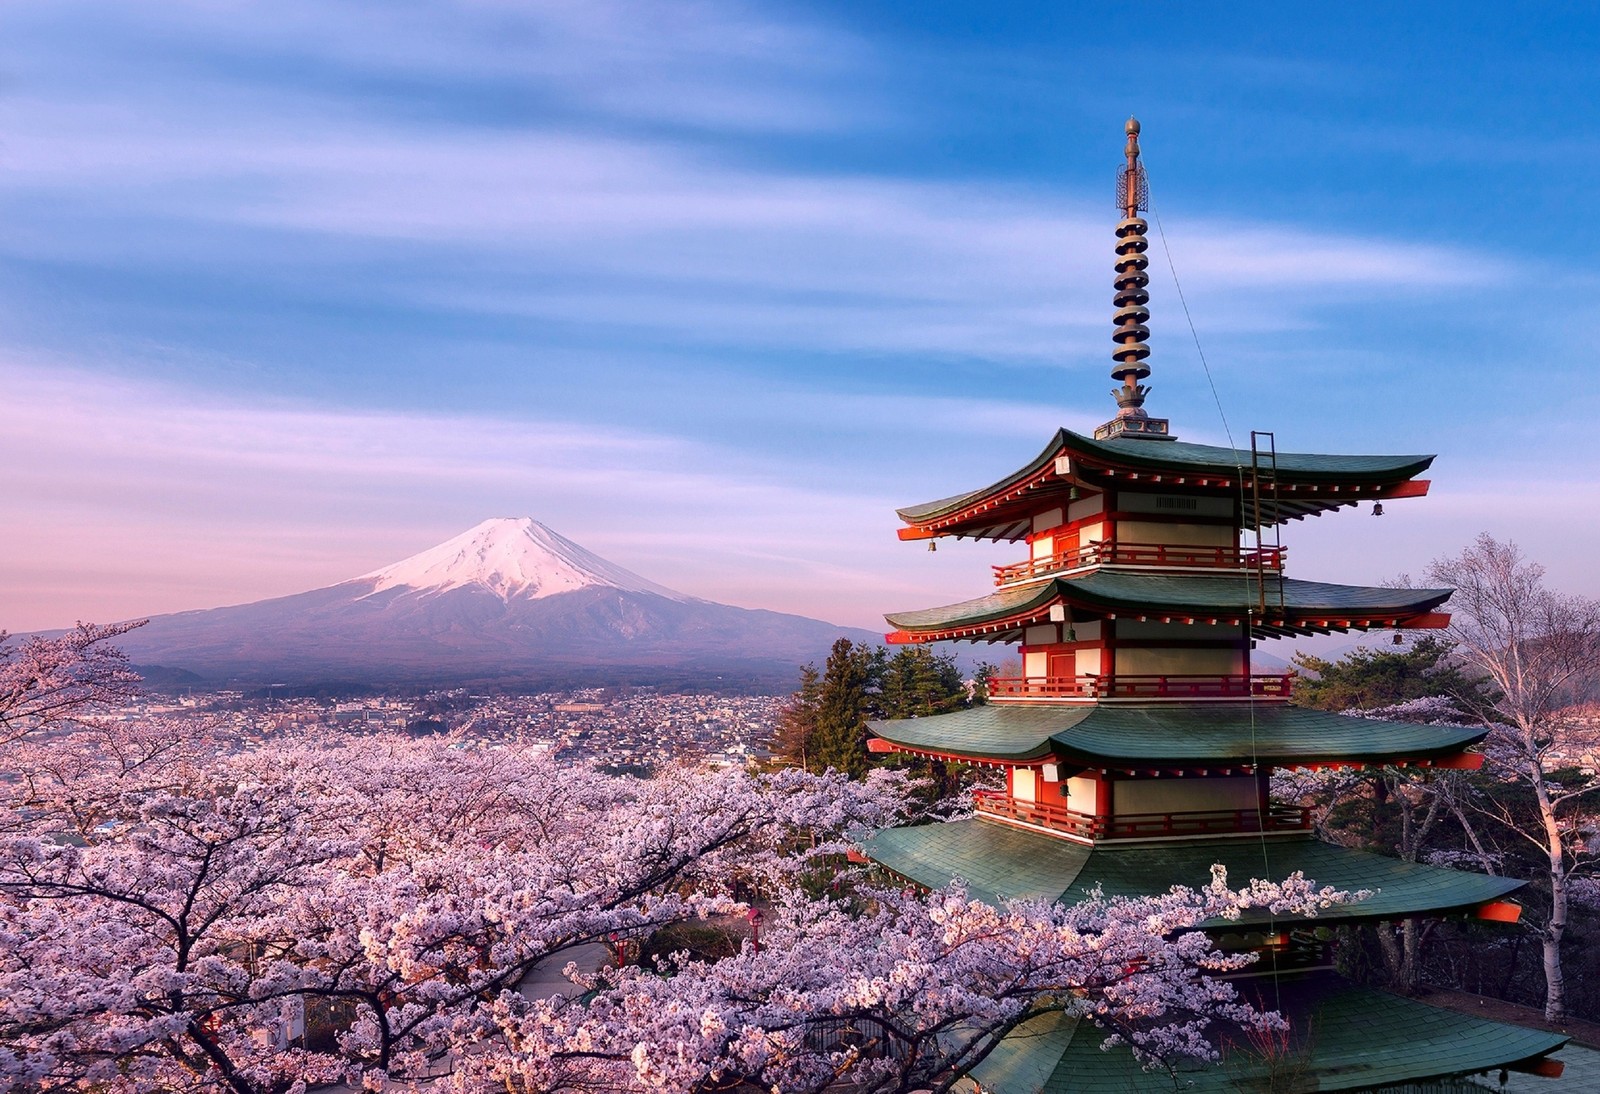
(100, 517, 883, 688)
(358, 518, 691, 603)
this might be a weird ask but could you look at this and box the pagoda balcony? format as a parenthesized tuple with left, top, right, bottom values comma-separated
(985, 672, 1294, 702)
(992, 541, 1284, 586)
(972, 789, 1312, 840)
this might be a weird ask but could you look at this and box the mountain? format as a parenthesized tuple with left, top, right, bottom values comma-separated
(111, 519, 883, 691)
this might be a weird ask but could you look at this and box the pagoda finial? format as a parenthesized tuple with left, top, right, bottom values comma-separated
(1121, 116, 1145, 220)
(1095, 117, 1172, 441)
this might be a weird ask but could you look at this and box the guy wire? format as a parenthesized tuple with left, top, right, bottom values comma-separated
(1148, 183, 1285, 1004)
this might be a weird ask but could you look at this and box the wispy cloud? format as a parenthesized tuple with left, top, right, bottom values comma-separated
(1, 0, 1582, 639)
(0, 360, 1019, 631)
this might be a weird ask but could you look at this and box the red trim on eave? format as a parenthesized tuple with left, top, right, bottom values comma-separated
(1430, 751, 1485, 770)
(1377, 479, 1431, 499)
(866, 737, 896, 754)
(897, 526, 938, 541)
(1521, 1059, 1565, 1078)
(1476, 901, 1522, 924)
(1407, 611, 1452, 629)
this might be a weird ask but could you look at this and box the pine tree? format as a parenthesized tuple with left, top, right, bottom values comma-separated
(771, 665, 823, 772)
(879, 647, 964, 719)
(811, 639, 881, 778)
(1290, 636, 1488, 713)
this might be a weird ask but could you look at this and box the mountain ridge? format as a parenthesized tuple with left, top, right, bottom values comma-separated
(104, 519, 882, 690)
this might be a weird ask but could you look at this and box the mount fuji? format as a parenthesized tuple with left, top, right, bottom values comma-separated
(110, 519, 882, 690)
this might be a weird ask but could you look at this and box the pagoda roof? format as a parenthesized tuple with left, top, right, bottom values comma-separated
(968, 978, 1567, 1094)
(859, 820, 1522, 921)
(884, 571, 1453, 641)
(898, 429, 1434, 540)
(867, 702, 1486, 769)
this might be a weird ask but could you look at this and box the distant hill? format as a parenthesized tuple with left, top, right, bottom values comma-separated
(108, 518, 884, 692)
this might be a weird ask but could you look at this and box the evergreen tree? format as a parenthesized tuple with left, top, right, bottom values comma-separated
(811, 639, 882, 778)
(1290, 636, 1489, 713)
(771, 665, 823, 772)
(879, 647, 965, 719)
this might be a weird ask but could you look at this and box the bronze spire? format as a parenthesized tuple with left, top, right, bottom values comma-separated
(1095, 117, 1172, 441)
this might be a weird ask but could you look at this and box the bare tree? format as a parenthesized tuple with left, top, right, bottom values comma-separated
(0, 621, 145, 745)
(1427, 534, 1600, 1022)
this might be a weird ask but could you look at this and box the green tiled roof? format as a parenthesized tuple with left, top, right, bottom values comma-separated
(862, 819, 1093, 904)
(885, 572, 1452, 633)
(885, 580, 1056, 631)
(868, 702, 1486, 766)
(898, 428, 1434, 524)
(861, 820, 1523, 921)
(969, 978, 1566, 1094)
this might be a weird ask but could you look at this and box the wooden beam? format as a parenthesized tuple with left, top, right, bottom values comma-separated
(1378, 478, 1431, 499)
(1476, 901, 1522, 924)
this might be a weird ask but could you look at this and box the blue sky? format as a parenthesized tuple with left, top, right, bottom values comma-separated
(4, 0, 1598, 636)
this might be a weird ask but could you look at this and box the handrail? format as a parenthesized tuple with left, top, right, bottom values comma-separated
(972, 789, 1311, 839)
(986, 673, 1293, 701)
(992, 541, 1285, 585)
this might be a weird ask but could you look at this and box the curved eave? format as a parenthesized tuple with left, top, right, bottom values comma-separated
(861, 820, 1526, 923)
(896, 429, 1436, 540)
(970, 982, 1566, 1094)
(867, 703, 1487, 769)
(885, 573, 1454, 643)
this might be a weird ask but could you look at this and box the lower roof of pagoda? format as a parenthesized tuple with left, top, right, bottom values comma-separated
(896, 428, 1435, 540)
(859, 819, 1523, 923)
(884, 571, 1452, 641)
(866, 702, 1486, 769)
(967, 977, 1567, 1094)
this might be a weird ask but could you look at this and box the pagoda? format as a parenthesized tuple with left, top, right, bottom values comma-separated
(859, 120, 1568, 1091)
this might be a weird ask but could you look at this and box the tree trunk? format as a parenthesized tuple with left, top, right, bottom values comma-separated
(1535, 773, 1568, 1023)
(1400, 917, 1420, 995)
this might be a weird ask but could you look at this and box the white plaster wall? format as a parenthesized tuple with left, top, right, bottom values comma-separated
(1068, 495, 1105, 522)
(1065, 775, 1099, 812)
(1116, 776, 1256, 815)
(1116, 647, 1242, 674)
(1115, 520, 1235, 547)
(1012, 768, 1037, 803)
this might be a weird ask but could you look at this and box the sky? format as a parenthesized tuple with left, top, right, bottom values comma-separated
(4, 0, 1599, 640)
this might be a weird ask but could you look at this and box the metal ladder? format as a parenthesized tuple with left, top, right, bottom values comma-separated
(1248, 431, 1286, 621)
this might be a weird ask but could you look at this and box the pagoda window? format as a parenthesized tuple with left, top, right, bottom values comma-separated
(1074, 647, 1103, 675)
(1022, 650, 1048, 679)
(1118, 491, 1233, 519)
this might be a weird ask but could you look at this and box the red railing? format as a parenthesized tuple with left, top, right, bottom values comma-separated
(992, 542, 1285, 585)
(972, 789, 1311, 839)
(985, 673, 1293, 701)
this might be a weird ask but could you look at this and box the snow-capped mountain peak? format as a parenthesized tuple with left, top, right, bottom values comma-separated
(357, 518, 690, 603)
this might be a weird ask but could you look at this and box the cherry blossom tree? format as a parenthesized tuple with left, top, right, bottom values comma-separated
(0, 729, 918, 1091)
(0, 621, 144, 745)
(1, 660, 1362, 1092)
(470, 870, 1361, 1094)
